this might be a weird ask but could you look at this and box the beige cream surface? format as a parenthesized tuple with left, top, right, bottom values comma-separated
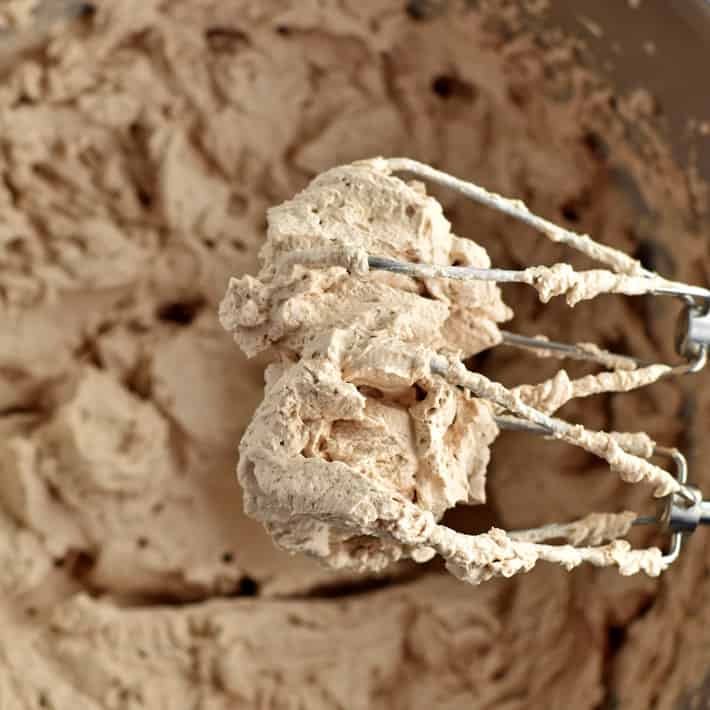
(2, 0, 710, 708)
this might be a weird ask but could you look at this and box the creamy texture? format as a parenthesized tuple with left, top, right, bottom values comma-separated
(522, 262, 666, 305)
(440, 357, 680, 497)
(512, 364, 670, 414)
(1, 0, 710, 708)
(223, 160, 508, 569)
(220, 159, 512, 360)
(223, 160, 672, 580)
(509, 511, 637, 545)
(0, 1, 39, 29)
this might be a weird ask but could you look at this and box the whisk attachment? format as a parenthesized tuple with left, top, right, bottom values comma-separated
(376, 157, 710, 568)
(434, 363, 708, 567)
(675, 297, 710, 373)
(495, 419, 710, 566)
(631, 449, 710, 565)
(222, 157, 710, 580)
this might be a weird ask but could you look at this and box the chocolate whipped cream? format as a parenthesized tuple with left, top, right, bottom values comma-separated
(1, 1, 709, 708)
(221, 158, 672, 580)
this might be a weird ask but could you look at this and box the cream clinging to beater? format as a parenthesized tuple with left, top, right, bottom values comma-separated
(220, 158, 710, 582)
